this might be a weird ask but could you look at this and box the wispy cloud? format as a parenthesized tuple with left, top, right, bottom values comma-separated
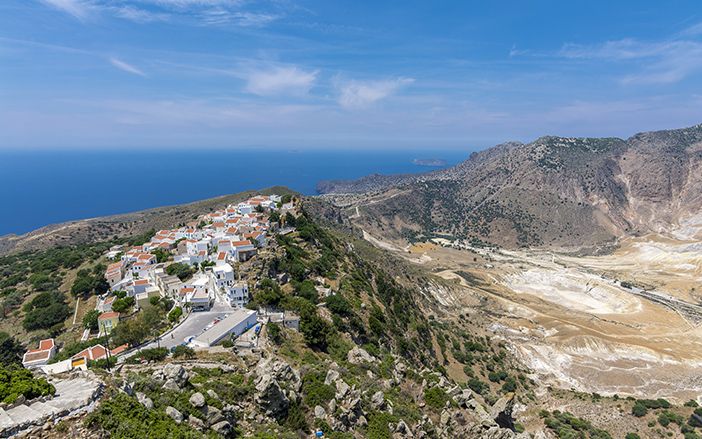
(681, 21, 702, 37)
(337, 77, 414, 109)
(40, 0, 91, 20)
(109, 57, 146, 76)
(560, 38, 702, 84)
(38, 0, 282, 27)
(244, 66, 318, 96)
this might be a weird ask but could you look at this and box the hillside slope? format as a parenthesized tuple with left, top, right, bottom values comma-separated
(322, 124, 702, 249)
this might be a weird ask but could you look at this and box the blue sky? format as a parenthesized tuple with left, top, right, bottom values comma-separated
(1, 1, 702, 149)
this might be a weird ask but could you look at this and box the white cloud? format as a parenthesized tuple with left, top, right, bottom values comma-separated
(560, 38, 702, 85)
(109, 57, 146, 76)
(40, 0, 91, 20)
(337, 77, 414, 109)
(245, 66, 318, 96)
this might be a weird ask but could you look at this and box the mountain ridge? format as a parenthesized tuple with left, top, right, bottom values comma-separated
(321, 123, 702, 249)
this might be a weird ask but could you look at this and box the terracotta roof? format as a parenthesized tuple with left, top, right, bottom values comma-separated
(72, 345, 108, 361)
(23, 350, 52, 363)
(134, 279, 149, 285)
(98, 311, 120, 320)
(109, 344, 129, 356)
(232, 240, 253, 247)
(39, 339, 54, 350)
(26, 338, 55, 354)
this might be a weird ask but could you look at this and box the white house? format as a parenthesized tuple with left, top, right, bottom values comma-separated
(22, 339, 57, 369)
(237, 203, 253, 215)
(212, 264, 235, 289)
(225, 282, 249, 308)
(232, 240, 256, 262)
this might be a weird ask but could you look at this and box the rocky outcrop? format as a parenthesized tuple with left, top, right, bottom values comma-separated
(347, 346, 377, 365)
(255, 374, 289, 421)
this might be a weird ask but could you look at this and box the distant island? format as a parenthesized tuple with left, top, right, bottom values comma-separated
(412, 158, 447, 167)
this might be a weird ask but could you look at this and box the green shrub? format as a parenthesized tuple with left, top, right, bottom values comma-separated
(268, 322, 283, 344)
(326, 294, 352, 316)
(86, 392, 203, 438)
(0, 365, 55, 404)
(23, 292, 70, 331)
(632, 402, 648, 417)
(424, 387, 450, 410)
(301, 372, 335, 407)
(168, 306, 183, 323)
(127, 348, 168, 363)
(172, 345, 195, 359)
(367, 412, 397, 439)
(83, 309, 101, 330)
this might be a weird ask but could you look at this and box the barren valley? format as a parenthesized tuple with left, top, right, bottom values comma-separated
(350, 208, 702, 402)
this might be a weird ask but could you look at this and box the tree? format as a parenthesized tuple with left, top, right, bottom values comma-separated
(111, 296, 135, 313)
(112, 318, 149, 347)
(83, 309, 100, 330)
(267, 322, 283, 344)
(632, 402, 647, 417)
(152, 248, 170, 263)
(300, 312, 332, 351)
(168, 306, 182, 323)
(0, 332, 24, 365)
(165, 263, 194, 281)
(23, 292, 70, 331)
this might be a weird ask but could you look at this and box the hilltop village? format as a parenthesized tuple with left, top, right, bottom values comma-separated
(19, 193, 298, 372)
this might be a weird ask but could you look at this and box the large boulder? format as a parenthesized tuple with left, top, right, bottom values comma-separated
(335, 380, 350, 400)
(314, 405, 326, 419)
(189, 392, 206, 409)
(347, 346, 377, 365)
(255, 374, 289, 420)
(490, 394, 516, 430)
(324, 369, 340, 386)
(211, 421, 232, 436)
(165, 406, 183, 424)
(371, 391, 386, 410)
(164, 364, 188, 384)
(188, 416, 206, 431)
(136, 392, 153, 410)
(203, 406, 225, 426)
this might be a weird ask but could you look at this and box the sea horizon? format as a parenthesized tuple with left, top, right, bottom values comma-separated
(0, 148, 470, 236)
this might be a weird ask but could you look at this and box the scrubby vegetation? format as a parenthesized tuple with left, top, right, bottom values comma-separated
(0, 365, 55, 404)
(86, 392, 204, 438)
(540, 410, 612, 439)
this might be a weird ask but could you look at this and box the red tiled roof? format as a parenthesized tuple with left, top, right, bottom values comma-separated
(98, 311, 120, 320)
(72, 344, 108, 361)
(39, 339, 54, 350)
(23, 350, 52, 363)
(109, 344, 129, 355)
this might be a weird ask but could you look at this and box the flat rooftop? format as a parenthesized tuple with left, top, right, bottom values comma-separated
(192, 308, 256, 347)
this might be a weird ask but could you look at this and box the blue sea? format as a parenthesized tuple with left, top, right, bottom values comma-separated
(0, 148, 470, 236)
